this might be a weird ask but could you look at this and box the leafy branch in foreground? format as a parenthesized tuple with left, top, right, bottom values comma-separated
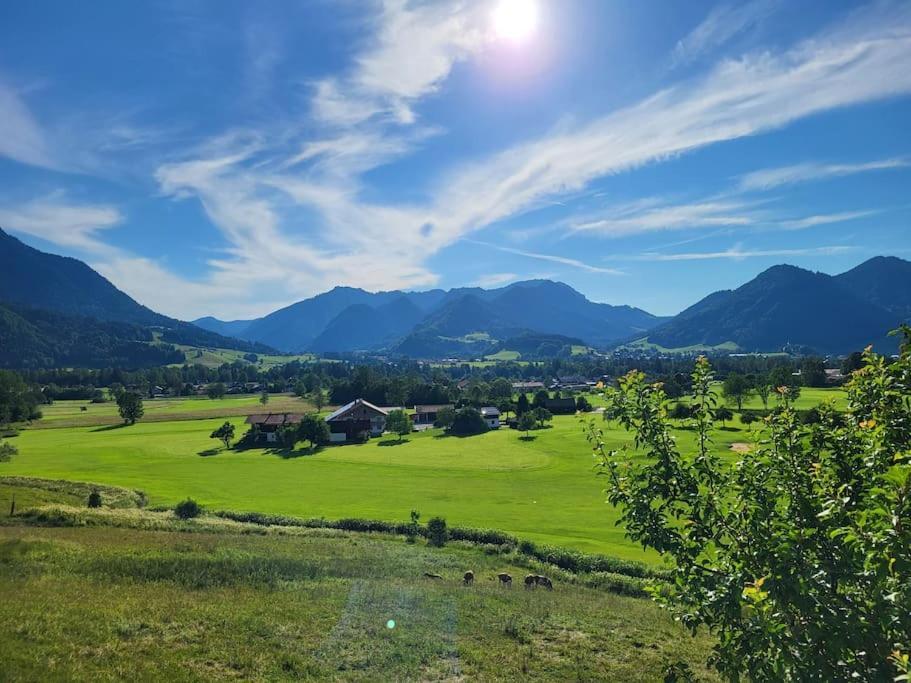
(588, 328, 911, 681)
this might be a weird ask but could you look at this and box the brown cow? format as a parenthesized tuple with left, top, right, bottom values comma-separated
(463, 570, 474, 586)
(524, 574, 537, 589)
(497, 572, 512, 587)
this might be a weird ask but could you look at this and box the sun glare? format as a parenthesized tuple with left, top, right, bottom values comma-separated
(492, 0, 539, 44)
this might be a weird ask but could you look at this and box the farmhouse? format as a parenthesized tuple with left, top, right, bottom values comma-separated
(480, 406, 501, 429)
(325, 398, 388, 443)
(413, 404, 453, 426)
(245, 413, 305, 443)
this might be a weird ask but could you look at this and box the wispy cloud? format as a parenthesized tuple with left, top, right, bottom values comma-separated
(0, 193, 122, 252)
(469, 240, 623, 275)
(0, 80, 58, 170)
(472, 272, 519, 287)
(673, 0, 779, 66)
(739, 157, 911, 191)
(619, 244, 854, 262)
(571, 199, 756, 236)
(778, 210, 878, 230)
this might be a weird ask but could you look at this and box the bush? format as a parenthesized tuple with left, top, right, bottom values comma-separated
(174, 498, 203, 519)
(87, 490, 102, 508)
(448, 407, 488, 436)
(426, 516, 448, 547)
(0, 441, 16, 462)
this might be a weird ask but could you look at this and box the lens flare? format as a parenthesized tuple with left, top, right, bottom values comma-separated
(492, 0, 539, 44)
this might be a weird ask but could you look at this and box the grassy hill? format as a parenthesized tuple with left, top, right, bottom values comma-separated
(0, 511, 717, 680)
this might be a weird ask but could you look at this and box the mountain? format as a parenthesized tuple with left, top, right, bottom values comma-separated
(0, 227, 167, 326)
(646, 262, 902, 354)
(0, 302, 185, 369)
(0, 228, 276, 364)
(309, 297, 425, 352)
(192, 316, 254, 338)
(491, 332, 588, 359)
(834, 256, 911, 320)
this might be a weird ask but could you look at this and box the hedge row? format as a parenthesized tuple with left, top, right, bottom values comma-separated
(211, 510, 666, 580)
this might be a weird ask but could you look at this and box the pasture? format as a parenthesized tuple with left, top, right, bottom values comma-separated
(0, 522, 718, 680)
(0, 387, 821, 560)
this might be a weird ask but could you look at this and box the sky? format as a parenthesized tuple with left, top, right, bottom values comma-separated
(0, 0, 909, 321)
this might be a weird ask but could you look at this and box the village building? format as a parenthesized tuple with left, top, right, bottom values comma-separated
(325, 399, 388, 443)
(512, 381, 545, 392)
(480, 406, 501, 429)
(413, 404, 453, 426)
(245, 413, 305, 443)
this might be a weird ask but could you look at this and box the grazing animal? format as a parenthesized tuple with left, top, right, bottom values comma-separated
(463, 570, 474, 586)
(497, 572, 512, 587)
(424, 572, 443, 580)
(524, 574, 537, 589)
(535, 575, 553, 590)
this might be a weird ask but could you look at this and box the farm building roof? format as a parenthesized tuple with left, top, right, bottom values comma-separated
(325, 398, 388, 422)
(245, 413, 305, 426)
(480, 406, 501, 417)
(414, 404, 453, 413)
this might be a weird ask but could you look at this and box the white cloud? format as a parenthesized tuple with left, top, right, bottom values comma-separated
(571, 199, 756, 236)
(0, 193, 122, 252)
(472, 272, 519, 287)
(619, 244, 854, 262)
(739, 157, 911, 191)
(0, 80, 58, 170)
(672, 0, 779, 66)
(470, 240, 623, 275)
(311, 0, 489, 127)
(778, 210, 878, 230)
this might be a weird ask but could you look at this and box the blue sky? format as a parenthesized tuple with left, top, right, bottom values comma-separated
(0, 0, 909, 320)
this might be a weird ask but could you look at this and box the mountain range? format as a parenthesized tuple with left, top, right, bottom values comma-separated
(2, 225, 910, 366)
(193, 279, 666, 356)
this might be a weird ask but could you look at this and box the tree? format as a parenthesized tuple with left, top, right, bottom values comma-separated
(297, 413, 329, 450)
(210, 421, 235, 449)
(575, 395, 592, 412)
(533, 407, 553, 428)
(434, 406, 456, 430)
(490, 378, 513, 401)
(311, 389, 326, 412)
(714, 406, 733, 427)
(0, 440, 17, 462)
(116, 391, 144, 425)
(801, 358, 828, 388)
(740, 410, 759, 426)
(259, 390, 269, 406)
(842, 351, 865, 375)
(670, 402, 692, 421)
(406, 509, 421, 543)
(722, 372, 751, 410)
(207, 382, 226, 400)
(755, 382, 772, 409)
(276, 424, 299, 450)
(449, 407, 489, 436)
(533, 390, 549, 409)
(516, 393, 530, 415)
(589, 336, 911, 681)
(385, 409, 412, 442)
(426, 516, 448, 547)
(497, 398, 515, 421)
(517, 411, 536, 437)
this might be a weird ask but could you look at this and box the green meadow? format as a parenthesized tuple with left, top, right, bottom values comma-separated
(0, 522, 718, 681)
(0, 386, 831, 560)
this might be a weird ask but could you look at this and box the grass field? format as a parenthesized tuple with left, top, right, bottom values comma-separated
(31, 393, 313, 429)
(171, 344, 318, 369)
(1, 388, 847, 562)
(0, 519, 718, 681)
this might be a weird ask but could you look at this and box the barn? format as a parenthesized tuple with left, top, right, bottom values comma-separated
(325, 399, 388, 443)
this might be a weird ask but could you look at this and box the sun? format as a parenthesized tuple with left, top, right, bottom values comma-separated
(491, 0, 539, 44)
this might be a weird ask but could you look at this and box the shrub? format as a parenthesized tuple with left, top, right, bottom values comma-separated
(0, 440, 16, 462)
(426, 516, 448, 547)
(740, 410, 759, 426)
(174, 498, 202, 519)
(87, 490, 102, 508)
(448, 407, 488, 436)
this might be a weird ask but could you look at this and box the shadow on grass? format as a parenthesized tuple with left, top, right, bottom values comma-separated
(272, 445, 324, 459)
(197, 448, 222, 457)
(90, 423, 129, 432)
(377, 438, 409, 446)
(719, 426, 742, 432)
(518, 434, 537, 441)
